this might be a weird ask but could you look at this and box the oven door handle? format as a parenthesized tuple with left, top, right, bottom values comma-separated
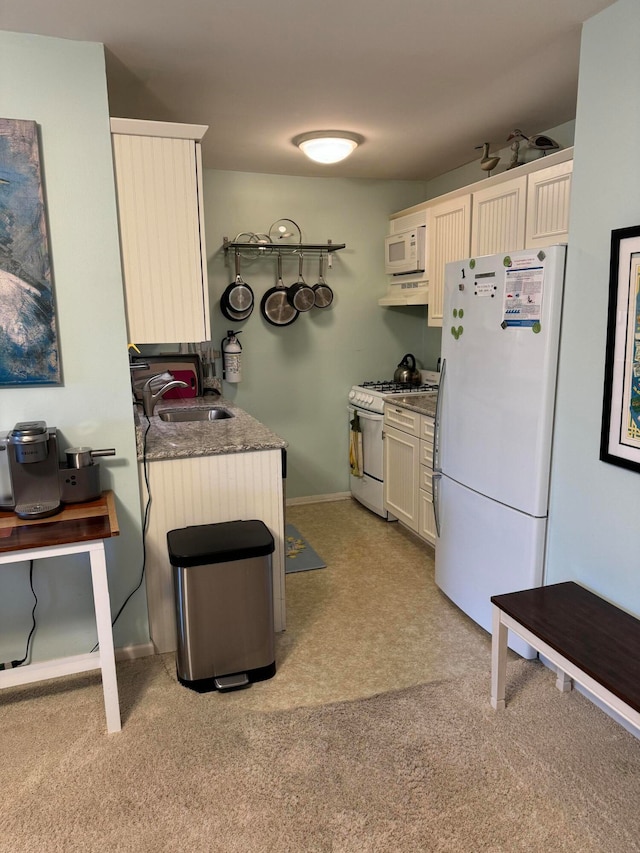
(348, 407, 383, 422)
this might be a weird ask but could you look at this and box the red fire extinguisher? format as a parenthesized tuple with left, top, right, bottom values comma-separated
(221, 330, 242, 382)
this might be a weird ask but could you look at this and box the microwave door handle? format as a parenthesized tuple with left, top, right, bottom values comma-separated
(433, 357, 446, 473)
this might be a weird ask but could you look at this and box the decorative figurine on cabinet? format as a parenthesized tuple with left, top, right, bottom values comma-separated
(506, 128, 528, 169)
(476, 142, 501, 177)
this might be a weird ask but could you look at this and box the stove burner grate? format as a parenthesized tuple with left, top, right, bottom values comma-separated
(360, 380, 438, 394)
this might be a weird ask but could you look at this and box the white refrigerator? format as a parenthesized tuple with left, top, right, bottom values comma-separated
(433, 245, 566, 658)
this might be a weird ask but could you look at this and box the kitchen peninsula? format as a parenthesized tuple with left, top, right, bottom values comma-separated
(135, 395, 287, 653)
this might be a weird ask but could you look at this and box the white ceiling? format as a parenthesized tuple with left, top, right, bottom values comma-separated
(1, 0, 615, 181)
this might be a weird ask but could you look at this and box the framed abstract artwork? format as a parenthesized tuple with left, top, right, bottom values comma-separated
(0, 118, 60, 385)
(600, 225, 640, 472)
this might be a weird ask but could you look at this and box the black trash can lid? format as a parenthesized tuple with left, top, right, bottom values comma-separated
(167, 519, 275, 567)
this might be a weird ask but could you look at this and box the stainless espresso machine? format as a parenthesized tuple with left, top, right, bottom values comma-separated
(0, 421, 115, 519)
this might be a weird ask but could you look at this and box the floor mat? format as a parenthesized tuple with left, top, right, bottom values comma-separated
(285, 524, 326, 573)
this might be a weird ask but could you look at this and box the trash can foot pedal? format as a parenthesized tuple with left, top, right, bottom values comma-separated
(214, 673, 249, 691)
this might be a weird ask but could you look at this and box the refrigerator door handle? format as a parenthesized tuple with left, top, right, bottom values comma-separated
(432, 472, 442, 538)
(433, 357, 446, 473)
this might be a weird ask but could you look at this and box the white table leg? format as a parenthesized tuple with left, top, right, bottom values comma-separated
(491, 604, 508, 710)
(89, 543, 121, 733)
(556, 668, 573, 693)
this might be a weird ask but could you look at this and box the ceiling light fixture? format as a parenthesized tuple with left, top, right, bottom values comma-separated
(292, 131, 364, 164)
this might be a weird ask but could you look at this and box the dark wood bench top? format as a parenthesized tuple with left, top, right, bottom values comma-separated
(491, 581, 640, 714)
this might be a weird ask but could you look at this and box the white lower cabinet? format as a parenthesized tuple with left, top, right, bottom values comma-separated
(384, 406, 435, 544)
(383, 423, 420, 531)
(140, 450, 285, 654)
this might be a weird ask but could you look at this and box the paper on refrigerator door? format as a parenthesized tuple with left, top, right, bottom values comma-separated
(502, 263, 545, 328)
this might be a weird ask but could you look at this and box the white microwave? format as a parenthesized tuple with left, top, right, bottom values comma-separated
(384, 225, 426, 276)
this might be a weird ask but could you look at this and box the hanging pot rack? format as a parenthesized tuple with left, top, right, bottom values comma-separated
(223, 218, 345, 268)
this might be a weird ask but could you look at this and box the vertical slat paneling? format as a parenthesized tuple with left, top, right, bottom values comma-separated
(142, 452, 285, 653)
(112, 133, 206, 344)
(530, 174, 571, 239)
(427, 194, 470, 325)
(472, 176, 526, 257)
(524, 160, 573, 248)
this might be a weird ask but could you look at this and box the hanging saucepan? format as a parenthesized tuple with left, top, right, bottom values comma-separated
(287, 253, 315, 312)
(221, 250, 254, 321)
(312, 253, 334, 309)
(261, 253, 299, 327)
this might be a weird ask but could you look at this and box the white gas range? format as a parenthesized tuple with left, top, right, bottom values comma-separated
(348, 378, 439, 414)
(348, 373, 439, 518)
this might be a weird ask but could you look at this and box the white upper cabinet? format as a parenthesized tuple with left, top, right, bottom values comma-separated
(386, 148, 573, 329)
(471, 159, 573, 257)
(111, 119, 211, 345)
(471, 174, 527, 258)
(426, 194, 471, 327)
(524, 159, 573, 248)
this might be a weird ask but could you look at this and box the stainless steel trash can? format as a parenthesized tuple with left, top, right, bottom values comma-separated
(167, 519, 276, 692)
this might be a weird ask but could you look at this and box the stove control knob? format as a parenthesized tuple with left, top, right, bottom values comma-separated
(366, 394, 374, 406)
(348, 389, 356, 402)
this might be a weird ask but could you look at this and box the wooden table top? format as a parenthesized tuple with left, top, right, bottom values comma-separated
(0, 490, 119, 554)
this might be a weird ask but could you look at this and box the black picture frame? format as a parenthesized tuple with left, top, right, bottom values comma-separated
(600, 225, 640, 472)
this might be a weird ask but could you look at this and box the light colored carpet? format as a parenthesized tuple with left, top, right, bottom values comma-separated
(1, 499, 640, 851)
(1, 657, 640, 852)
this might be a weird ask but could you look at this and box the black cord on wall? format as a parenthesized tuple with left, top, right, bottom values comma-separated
(0, 560, 37, 670)
(90, 411, 152, 654)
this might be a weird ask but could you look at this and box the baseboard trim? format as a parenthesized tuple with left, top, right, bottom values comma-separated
(115, 642, 155, 661)
(286, 492, 351, 507)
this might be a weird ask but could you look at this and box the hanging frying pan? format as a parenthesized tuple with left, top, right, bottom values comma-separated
(312, 253, 334, 309)
(221, 300, 253, 322)
(287, 253, 315, 312)
(221, 250, 254, 320)
(261, 254, 299, 326)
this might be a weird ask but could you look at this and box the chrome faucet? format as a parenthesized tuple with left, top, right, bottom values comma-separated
(142, 374, 189, 417)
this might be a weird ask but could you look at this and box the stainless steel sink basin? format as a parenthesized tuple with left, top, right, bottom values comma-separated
(158, 407, 234, 423)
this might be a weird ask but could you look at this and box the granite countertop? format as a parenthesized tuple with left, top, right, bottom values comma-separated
(384, 392, 438, 419)
(134, 394, 287, 462)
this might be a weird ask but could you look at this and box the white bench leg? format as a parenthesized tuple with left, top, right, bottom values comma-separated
(556, 668, 573, 693)
(491, 604, 508, 710)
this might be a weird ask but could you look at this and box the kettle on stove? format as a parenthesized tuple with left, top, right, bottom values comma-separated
(394, 354, 421, 385)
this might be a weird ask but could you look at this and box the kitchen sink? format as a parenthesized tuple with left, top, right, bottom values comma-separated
(158, 407, 234, 423)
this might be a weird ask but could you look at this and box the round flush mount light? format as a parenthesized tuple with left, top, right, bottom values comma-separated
(292, 131, 364, 164)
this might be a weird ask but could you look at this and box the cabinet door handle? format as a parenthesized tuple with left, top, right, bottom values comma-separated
(432, 472, 442, 538)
